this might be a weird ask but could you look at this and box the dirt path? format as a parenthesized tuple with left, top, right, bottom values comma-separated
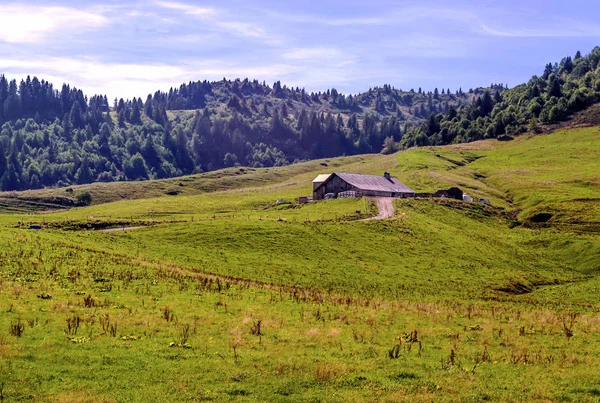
(362, 198, 395, 221)
(98, 226, 148, 233)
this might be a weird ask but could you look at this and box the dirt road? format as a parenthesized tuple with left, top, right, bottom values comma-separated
(98, 226, 148, 233)
(362, 197, 395, 221)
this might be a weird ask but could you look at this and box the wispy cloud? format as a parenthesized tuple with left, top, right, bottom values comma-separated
(268, 5, 600, 39)
(282, 47, 346, 60)
(0, 52, 395, 100)
(265, 6, 467, 27)
(0, 5, 108, 44)
(153, 0, 270, 40)
(0, 56, 295, 99)
(154, 1, 217, 16)
(155, 1, 217, 17)
(478, 21, 600, 38)
(216, 21, 266, 38)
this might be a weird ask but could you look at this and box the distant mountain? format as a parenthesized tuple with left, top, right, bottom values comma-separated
(0, 45, 598, 191)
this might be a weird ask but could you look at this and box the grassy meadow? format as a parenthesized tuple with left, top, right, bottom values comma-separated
(0, 127, 599, 402)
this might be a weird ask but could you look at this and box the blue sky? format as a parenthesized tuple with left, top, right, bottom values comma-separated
(0, 0, 598, 100)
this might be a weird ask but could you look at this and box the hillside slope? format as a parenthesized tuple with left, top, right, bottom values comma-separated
(2, 124, 599, 301)
(5, 125, 598, 227)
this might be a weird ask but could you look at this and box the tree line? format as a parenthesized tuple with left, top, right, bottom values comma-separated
(0, 72, 472, 190)
(1, 47, 598, 191)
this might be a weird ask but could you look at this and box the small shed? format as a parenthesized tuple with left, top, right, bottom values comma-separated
(434, 187, 463, 200)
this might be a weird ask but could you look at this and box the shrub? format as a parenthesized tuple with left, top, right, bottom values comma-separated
(76, 191, 92, 206)
(9, 320, 24, 337)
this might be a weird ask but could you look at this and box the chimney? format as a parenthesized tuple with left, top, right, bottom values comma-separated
(384, 172, 391, 180)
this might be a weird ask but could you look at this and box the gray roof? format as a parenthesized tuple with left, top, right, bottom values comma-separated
(327, 172, 415, 193)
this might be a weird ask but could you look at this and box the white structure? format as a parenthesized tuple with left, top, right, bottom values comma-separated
(463, 194, 473, 203)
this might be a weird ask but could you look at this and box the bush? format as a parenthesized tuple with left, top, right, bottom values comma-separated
(76, 191, 92, 206)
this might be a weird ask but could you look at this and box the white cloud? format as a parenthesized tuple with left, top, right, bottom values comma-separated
(0, 52, 390, 100)
(154, 1, 216, 16)
(268, 5, 600, 39)
(478, 22, 600, 38)
(282, 47, 345, 60)
(154, 0, 270, 40)
(0, 5, 108, 43)
(266, 7, 467, 27)
(0, 56, 296, 100)
(215, 21, 266, 38)
(167, 33, 220, 43)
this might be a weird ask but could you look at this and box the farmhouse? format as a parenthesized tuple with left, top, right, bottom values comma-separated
(313, 172, 415, 200)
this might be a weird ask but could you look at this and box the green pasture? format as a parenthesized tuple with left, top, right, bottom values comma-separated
(0, 126, 598, 401)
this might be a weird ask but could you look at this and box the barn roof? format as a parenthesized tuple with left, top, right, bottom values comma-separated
(312, 174, 331, 183)
(327, 172, 415, 193)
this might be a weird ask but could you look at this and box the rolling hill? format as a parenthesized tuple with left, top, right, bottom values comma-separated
(0, 123, 598, 401)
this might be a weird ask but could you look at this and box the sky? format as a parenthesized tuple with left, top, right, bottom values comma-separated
(0, 0, 598, 101)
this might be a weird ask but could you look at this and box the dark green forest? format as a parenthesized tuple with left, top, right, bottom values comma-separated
(0, 46, 599, 191)
(401, 47, 600, 149)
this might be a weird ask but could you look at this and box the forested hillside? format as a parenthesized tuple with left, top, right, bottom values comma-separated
(400, 47, 600, 148)
(0, 75, 480, 191)
(0, 46, 599, 191)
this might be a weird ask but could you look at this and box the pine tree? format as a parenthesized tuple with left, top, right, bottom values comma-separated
(549, 77, 562, 98)
(494, 90, 502, 104)
(481, 91, 494, 115)
(130, 101, 142, 125)
(118, 109, 126, 128)
(4, 80, 21, 121)
(69, 101, 84, 129)
(0, 146, 6, 180)
(75, 157, 94, 184)
(0, 75, 8, 122)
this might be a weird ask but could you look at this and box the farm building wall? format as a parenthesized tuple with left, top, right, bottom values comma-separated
(314, 175, 356, 199)
(361, 190, 414, 198)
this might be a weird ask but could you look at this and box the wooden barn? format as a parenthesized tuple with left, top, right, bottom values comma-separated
(313, 172, 415, 200)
